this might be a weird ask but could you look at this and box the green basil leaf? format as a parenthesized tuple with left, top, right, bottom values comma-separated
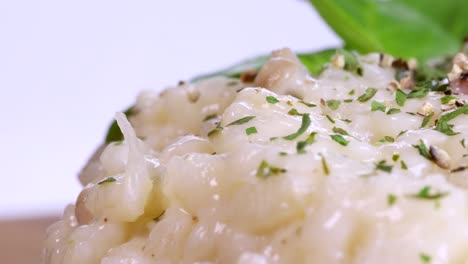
(309, 0, 467, 61)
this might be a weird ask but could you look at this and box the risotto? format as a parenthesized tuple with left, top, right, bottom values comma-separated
(45, 48, 468, 264)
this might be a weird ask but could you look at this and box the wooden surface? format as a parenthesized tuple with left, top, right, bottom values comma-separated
(0, 216, 58, 264)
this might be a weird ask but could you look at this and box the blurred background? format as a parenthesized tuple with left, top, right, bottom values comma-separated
(0, 0, 339, 262)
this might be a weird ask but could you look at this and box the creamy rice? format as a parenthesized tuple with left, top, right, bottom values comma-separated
(45, 48, 468, 264)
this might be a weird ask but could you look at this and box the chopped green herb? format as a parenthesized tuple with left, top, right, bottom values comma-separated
(279, 152, 288, 156)
(286, 101, 293, 106)
(411, 186, 448, 200)
(440, 95, 457, 104)
(296, 132, 318, 154)
(208, 123, 223, 137)
(266, 95, 280, 104)
(340, 118, 352, 123)
(420, 253, 431, 263)
(435, 105, 468, 135)
(406, 112, 417, 116)
(387, 194, 397, 206)
(420, 112, 434, 128)
(320, 153, 330, 175)
(326, 99, 341, 110)
(461, 139, 466, 148)
(413, 140, 432, 160)
(299, 100, 316, 107)
(406, 86, 430, 99)
(348, 89, 355, 95)
(338, 49, 363, 76)
(397, 130, 408, 138)
(325, 114, 335, 124)
(154, 210, 166, 222)
(256, 160, 287, 179)
(379, 136, 395, 143)
(283, 114, 311, 140)
(98, 177, 117, 185)
(245, 126, 257, 135)
(387, 108, 401, 115)
(203, 114, 218, 121)
(227, 116, 256, 126)
(357, 88, 378, 102)
(343, 99, 353, 103)
(288, 108, 304, 116)
(395, 89, 407, 107)
(401, 160, 408, 170)
(392, 154, 400, 162)
(371, 101, 386, 112)
(332, 127, 349, 136)
(376, 160, 393, 173)
(330, 134, 349, 146)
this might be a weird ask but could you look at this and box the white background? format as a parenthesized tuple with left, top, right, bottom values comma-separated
(0, 0, 340, 219)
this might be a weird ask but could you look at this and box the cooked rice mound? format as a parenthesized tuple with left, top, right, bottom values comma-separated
(45, 48, 468, 264)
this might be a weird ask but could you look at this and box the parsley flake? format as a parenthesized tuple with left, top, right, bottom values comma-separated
(435, 105, 468, 135)
(256, 160, 287, 179)
(266, 96, 280, 104)
(387, 108, 401, 115)
(376, 160, 393, 173)
(378, 136, 395, 144)
(227, 116, 256, 126)
(320, 153, 330, 175)
(296, 132, 318, 154)
(440, 95, 457, 104)
(299, 100, 316, 107)
(397, 130, 408, 138)
(420, 112, 434, 128)
(325, 114, 336, 124)
(413, 140, 432, 160)
(98, 177, 117, 185)
(406, 86, 430, 99)
(245, 126, 257, 135)
(420, 253, 431, 263)
(371, 101, 386, 112)
(395, 89, 407, 106)
(326, 99, 341, 110)
(283, 114, 311, 140)
(392, 154, 400, 162)
(401, 160, 408, 170)
(331, 134, 349, 146)
(411, 186, 448, 200)
(357, 88, 378, 102)
(288, 108, 304, 116)
(387, 194, 397, 206)
(338, 49, 363, 76)
(332, 127, 349, 136)
(208, 123, 223, 137)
